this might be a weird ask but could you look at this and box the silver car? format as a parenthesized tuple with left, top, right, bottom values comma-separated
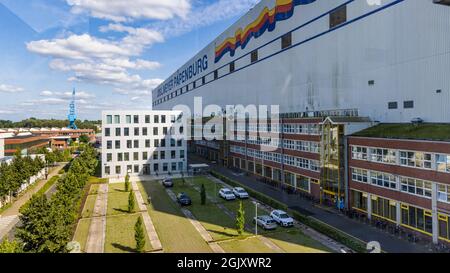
(253, 215, 277, 230)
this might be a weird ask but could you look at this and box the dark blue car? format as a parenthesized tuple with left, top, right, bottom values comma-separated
(177, 192, 192, 206)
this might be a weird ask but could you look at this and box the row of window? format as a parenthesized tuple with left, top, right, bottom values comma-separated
(106, 139, 184, 149)
(104, 162, 184, 175)
(104, 126, 184, 137)
(106, 114, 177, 125)
(230, 145, 320, 172)
(106, 150, 185, 162)
(351, 145, 450, 173)
(352, 190, 450, 241)
(351, 167, 449, 203)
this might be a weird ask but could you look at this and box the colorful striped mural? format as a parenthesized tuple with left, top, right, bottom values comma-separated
(214, 0, 316, 63)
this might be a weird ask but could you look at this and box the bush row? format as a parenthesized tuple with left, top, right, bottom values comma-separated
(210, 170, 367, 253)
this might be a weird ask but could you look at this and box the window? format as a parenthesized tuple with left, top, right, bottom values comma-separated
(369, 148, 396, 164)
(438, 214, 450, 241)
(401, 204, 433, 234)
(125, 115, 131, 124)
(161, 115, 166, 123)
(115, 166, 121, 175)
(124, 152, 129, 161)
(171, 162, 177, 171)
(161, 139, 166, 147)
(163, 163, 168, 172)
(436, 154, 450, 173)
(127, 140, 132, 149)
(145, 139, 150, 148)
(143, 152, 148, 160)
(134, 127, 139, 136)
(388, 102, 398, 109)
(143, 127, 148, 136)
(351, 190, 367, 211)
(329, 5, 347, 28)
(400, 151, 432, 169)
(230, 62, 235, 73)
(154, 139, 160, 147)
(145, 115, 150, 123)
(104, 166, 110, 175)
(438, 184, 450, 203)
(115, 140, 120, 149)
(180, 150, 185, 159)
(107, 141, 112, 149)
(104, 128, 111, 137)
(352, 168, 368, 183)
(160, 151, 165, 159)
(153, 127, 158, 136)
(117, 153, 123, 162)
(133, 152, 139, 161)
(153, 163, 159, 172)
(352, 146, 368, 160)
(114, 115, 120, 124)
(106, 153, 112, 162)
(281, 32, 292, 49)
(153, 152, 158, 160)
(251, 50, 258, 63)
(177, 139, 182, 147)
(115, 128, 121, 137)
(400, 177, 432, 198)
(106, 115, 112, 124)
(124, 128, 129, 136)
(133, 140, 139, 148)
(202, 76, 206, 85)
(370, 171, 397, 189)
(404, 100, 414, 109)
(170, 138, 176, 147)
(371, 196, 396, 222)
(134, 165, 139, 173)
(171, 150, 176, 159)
(163, 127, 168, 135)
(296, 175, 310, 192)
(154, 115, 159, 123)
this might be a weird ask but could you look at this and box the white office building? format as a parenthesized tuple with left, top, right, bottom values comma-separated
(101, 111, 187, 179)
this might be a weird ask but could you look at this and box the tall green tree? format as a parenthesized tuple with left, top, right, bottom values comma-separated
(200, 184, 206, 205)
(128, 191, 136, 213)
(134, 216, 145, 253)
(236, 201, 245, 235)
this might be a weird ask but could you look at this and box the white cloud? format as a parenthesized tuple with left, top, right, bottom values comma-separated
(0, 84, 24, 93)
(40, 90, 54, 96)
(66, 0, 191, 22)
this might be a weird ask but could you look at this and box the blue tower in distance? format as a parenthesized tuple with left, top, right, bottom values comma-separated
(68, 88, 78, 129)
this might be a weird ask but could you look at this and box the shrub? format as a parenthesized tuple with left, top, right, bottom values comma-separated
(128, 191, 136, 213)
(134, 216, 145, 253)
(236, 201, 245, 235)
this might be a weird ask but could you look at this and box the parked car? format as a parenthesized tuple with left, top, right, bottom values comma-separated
(177, 192, 192, 206)
(232, 187, 249, 199)
(253, 215, 277, 230)
(162, 178, 174, 188)
(219, 188, 236, 200)
(270, 210, 294, 227)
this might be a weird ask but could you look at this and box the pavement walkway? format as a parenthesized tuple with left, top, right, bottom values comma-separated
(0, 163, 65, 241)
(85, 183, 108, 253)
(131, 181, 163, 251)
(190, 156, 434, 253)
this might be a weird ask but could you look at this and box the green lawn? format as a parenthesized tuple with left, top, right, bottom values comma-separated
(73, 218, 91, 252)
(139, 181, 212, 253)
(267, 229, 331, 253)
(104, 213, 153, 253)
(219, 237, 274, 253)
(81, 194, 97, 218)
(172, 180, 252, 241)
(88, 184, 100, 195)
(107, 183, 139, 216)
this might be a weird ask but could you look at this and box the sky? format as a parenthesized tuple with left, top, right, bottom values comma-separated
(0, 0, 259, 121)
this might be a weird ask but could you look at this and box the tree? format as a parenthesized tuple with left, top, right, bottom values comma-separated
(134, 216, 145, 253)
(125, 173, 130, 192)
(128, 191, 136, 213)
(200, 184, 206, 205)
(236, 201, 245, 235)
(79, 134, 90, 144)
(0, 239, 23, 253)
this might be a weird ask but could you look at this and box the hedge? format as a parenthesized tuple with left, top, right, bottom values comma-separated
(210, 170, 367, 253)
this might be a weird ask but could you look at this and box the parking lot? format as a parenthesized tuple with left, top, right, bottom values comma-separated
(139, 176, 333, 253)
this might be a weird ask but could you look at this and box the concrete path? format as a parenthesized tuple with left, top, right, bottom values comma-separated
(0, 163, 65, 240)
(165, 188, 225, 253)
(191, 155, 433, 253)
(258, 236, 285, 253)
(131, 181, 163, 251)
(85, 183, 108, 253)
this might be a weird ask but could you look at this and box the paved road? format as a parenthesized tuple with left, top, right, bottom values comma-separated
(190, 156, 433, 253)
(85, 183, 108, 253)
(0, 163, 66, 241)
(132, 181, 163, 251)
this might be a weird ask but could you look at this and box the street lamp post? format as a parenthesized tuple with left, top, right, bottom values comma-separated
(253, 201, 259, 236)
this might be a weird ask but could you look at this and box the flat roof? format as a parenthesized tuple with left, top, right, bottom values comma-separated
(352, 123, 450, 142)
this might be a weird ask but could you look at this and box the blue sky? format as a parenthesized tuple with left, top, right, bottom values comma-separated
(0, 0, 258, 121)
